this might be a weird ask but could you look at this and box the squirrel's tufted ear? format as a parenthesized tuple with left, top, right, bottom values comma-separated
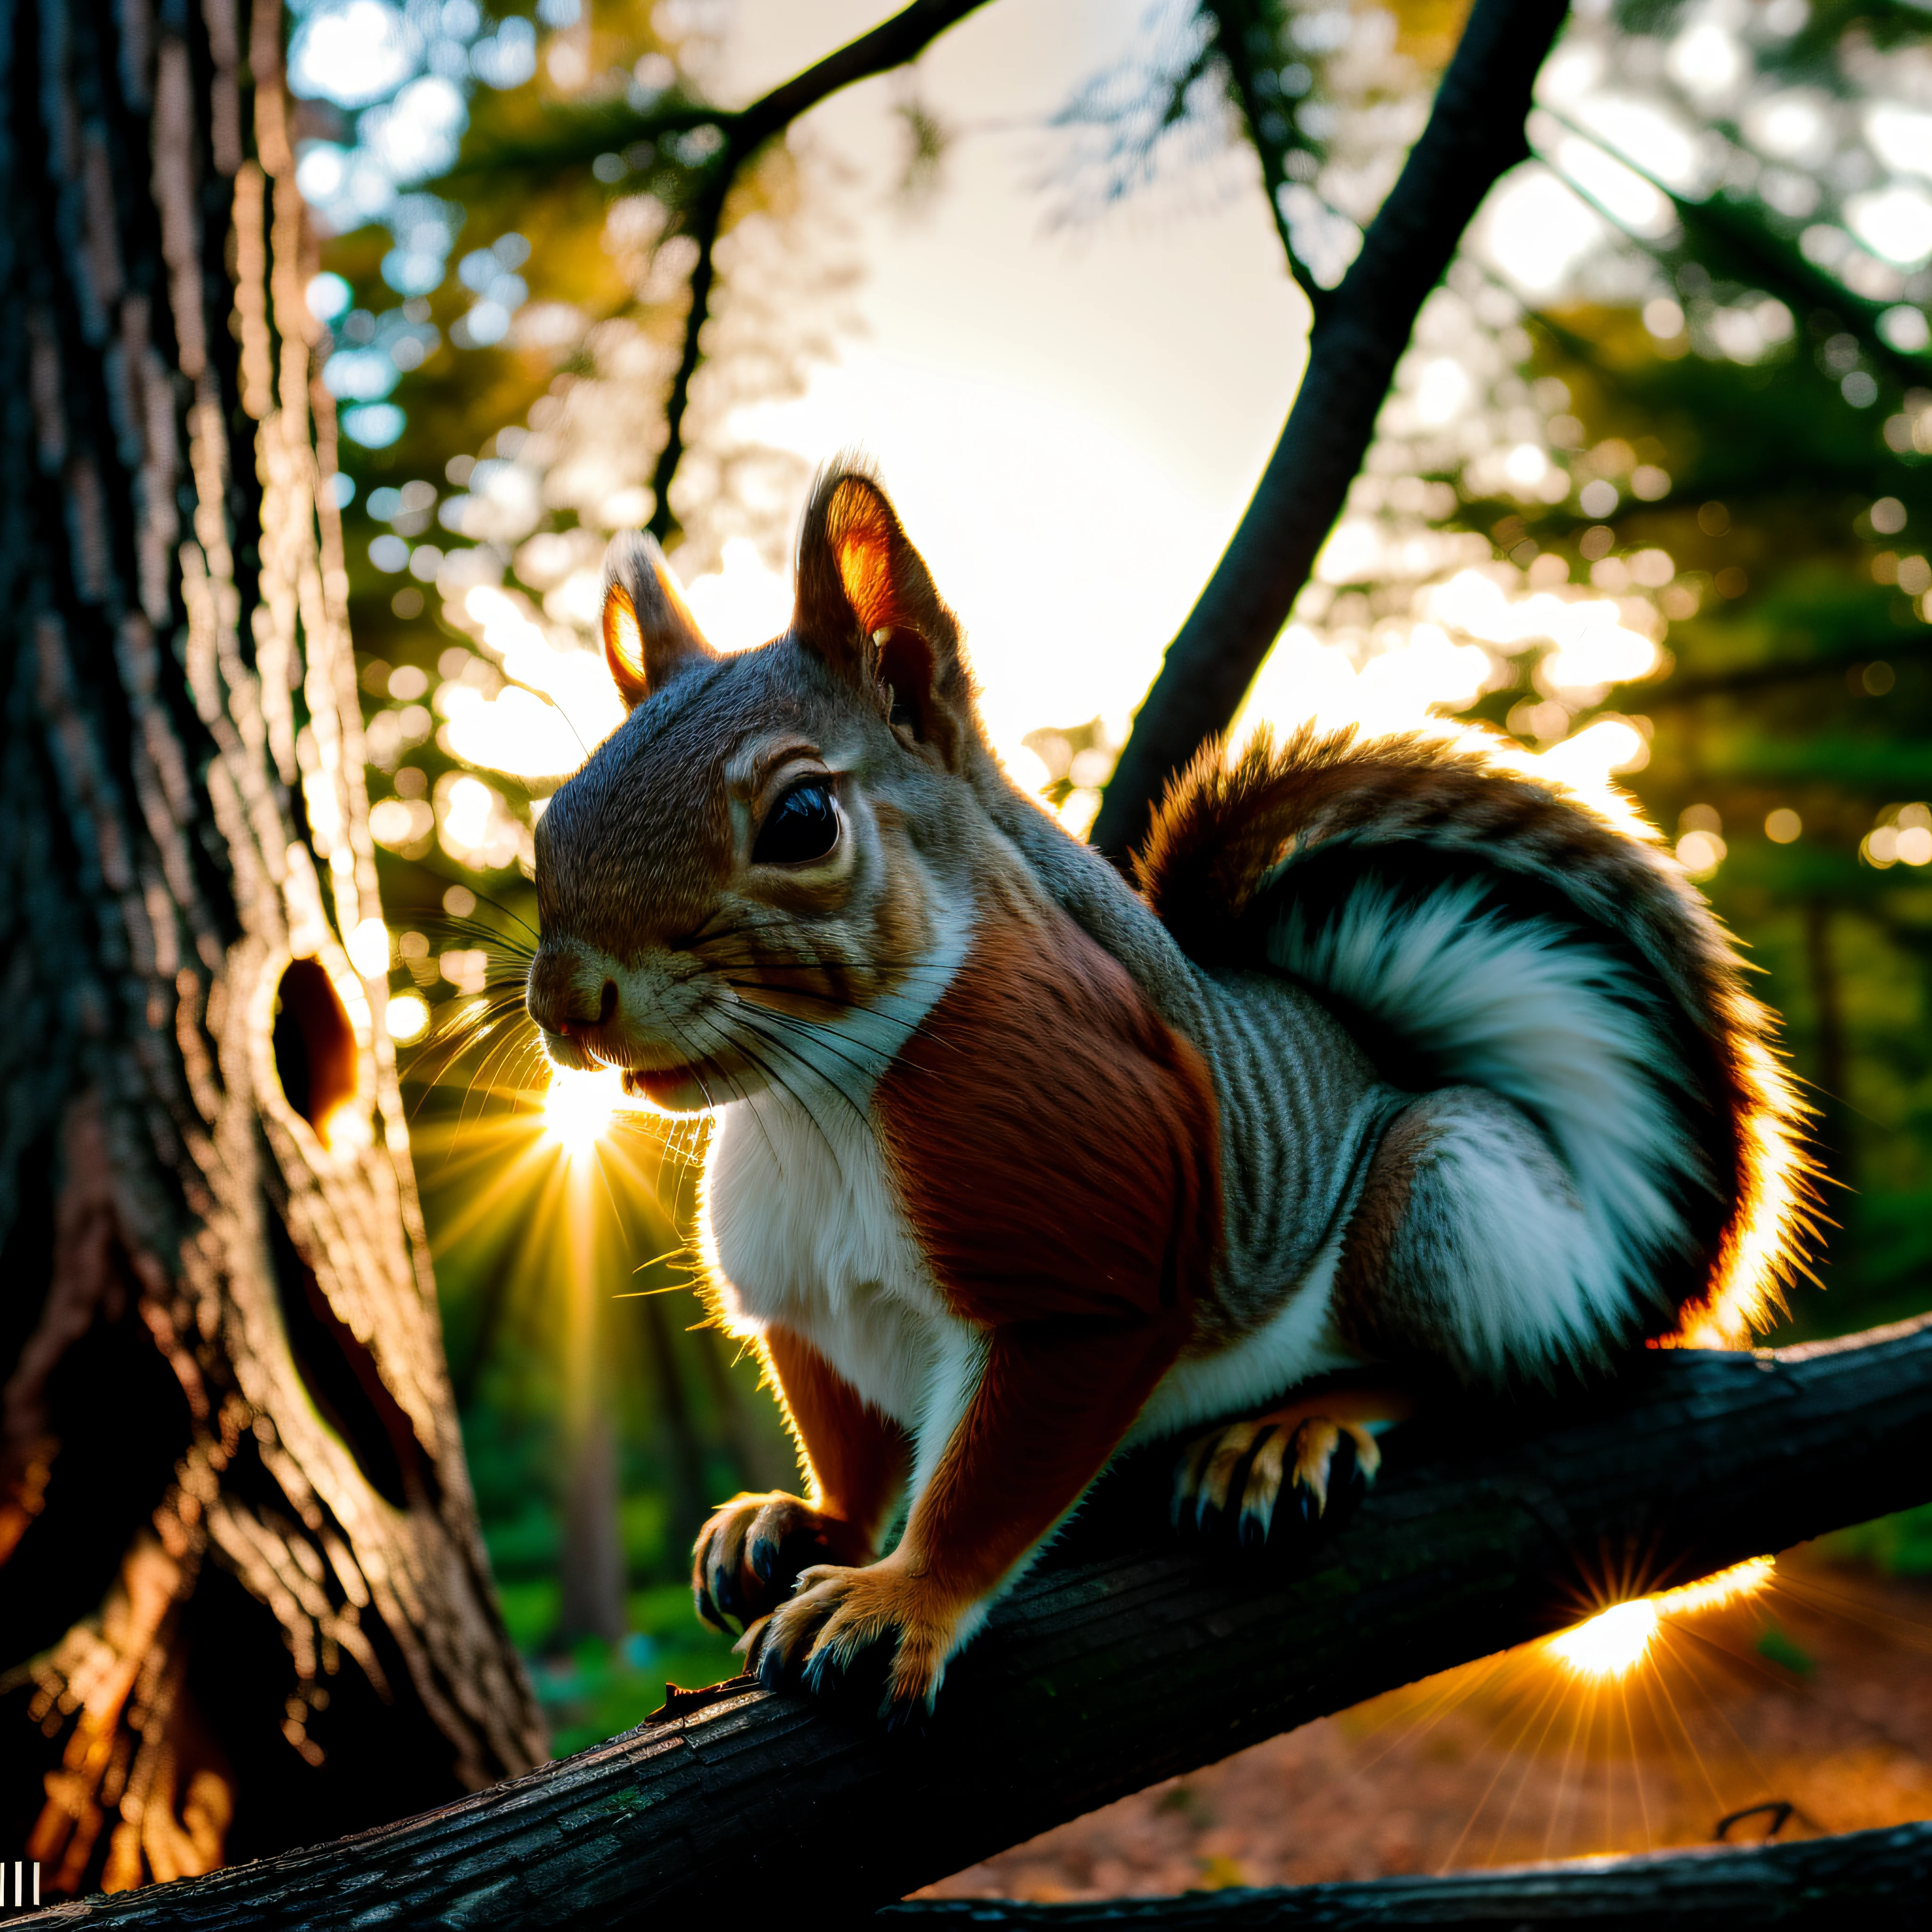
(601, 530, 717, 711)
(792, 461, 971, 761)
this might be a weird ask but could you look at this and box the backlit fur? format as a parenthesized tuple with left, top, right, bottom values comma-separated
(528, 466, 1815, 1714)
(1137, 724, 1818, 1347)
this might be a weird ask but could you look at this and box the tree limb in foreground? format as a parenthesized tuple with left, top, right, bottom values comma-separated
(21, 1317, 1932, 1928)
(1091, 0, 1572, 858)
(884, 1819, 1932, 1926)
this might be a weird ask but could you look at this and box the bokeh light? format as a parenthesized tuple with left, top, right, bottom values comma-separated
(386, 992, 430, 1042)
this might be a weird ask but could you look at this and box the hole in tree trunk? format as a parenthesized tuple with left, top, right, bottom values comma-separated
(272, 959, 358, 1146)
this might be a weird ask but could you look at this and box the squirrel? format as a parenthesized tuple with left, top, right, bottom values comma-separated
(525, 460, 1812, 1724)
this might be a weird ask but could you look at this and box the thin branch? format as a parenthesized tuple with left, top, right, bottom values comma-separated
(1091, 0, 1572, 859)
(645, 0, 995, 542)
(647, 164, 733, 544)
(728, 0, 992, 151)
(30, 1314, 1932, 1926)
(1531, 104, 1932, 391)
(1199, 0, 1330, 316)
(882, 1819, 1932, 1924)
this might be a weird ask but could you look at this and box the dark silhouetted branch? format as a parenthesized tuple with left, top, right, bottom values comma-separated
(883, 1819, 1932, 1925)
(22, 1316, 1932, 1927)
(646, 0, 994, 540)
(1092, 0, 1572, 858)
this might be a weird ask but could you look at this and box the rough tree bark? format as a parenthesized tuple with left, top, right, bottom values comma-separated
(13, 1317, 1930, 1926)
(1091, 0, 1572, 858)
(0, 0, 541, 1896)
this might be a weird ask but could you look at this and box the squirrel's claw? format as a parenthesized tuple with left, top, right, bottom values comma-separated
(691, 1492, 868, 1632)
(742, 1557, 962, 1725)
(1174, 1414, 1379, 1558)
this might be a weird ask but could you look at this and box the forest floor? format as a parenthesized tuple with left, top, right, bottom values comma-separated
(913, 1557, 1932, 1903)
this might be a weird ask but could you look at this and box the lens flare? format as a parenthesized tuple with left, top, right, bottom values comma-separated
(1546, 1557, 1775, 1679)
(1548, 1597, 1659, 1678)
(543, 1067, 621, 1157)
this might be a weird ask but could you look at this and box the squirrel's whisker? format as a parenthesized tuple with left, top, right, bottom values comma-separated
(725, 1006, 904, 1111)
(714, 1017, 858, 1173)
(723, 985, 967, 1065)
(666, 1013, 796, 1183)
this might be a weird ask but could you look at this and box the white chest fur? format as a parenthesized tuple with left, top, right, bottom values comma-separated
(695, 898, 973, 1434)
(701, 1086, 946, 1430)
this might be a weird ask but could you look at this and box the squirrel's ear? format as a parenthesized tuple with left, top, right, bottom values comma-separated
(601, 530, 717, 711)
(792, 463, 970, 759)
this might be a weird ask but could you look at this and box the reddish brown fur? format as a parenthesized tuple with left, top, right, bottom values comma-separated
(749, 887, 1219, 1701)
(858, 884, 1219, 1610)
(762, 1323, 909, 1550)
(896, 1316, 1189, 1608)
(876, 884, 1222, 1332)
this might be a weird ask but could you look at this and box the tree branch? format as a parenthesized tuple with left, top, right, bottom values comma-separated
(25, 1316, 1932, 1927)
(883, 1820, 1932, 1925)
(729, 0, 993, 151)
(646, 0, 993, 541)
(1200, 0, 1330, 317)
(1091, 0, 1571, 859)
(1530, 105, 1932, 393)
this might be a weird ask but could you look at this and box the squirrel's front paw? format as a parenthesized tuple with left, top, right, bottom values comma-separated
(691, 1492, 871, 1632)
(1173, 1414, 1379, 1557)
(740, 1555, 970, 1729)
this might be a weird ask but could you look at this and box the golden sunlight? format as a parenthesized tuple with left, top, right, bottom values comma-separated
(1546, 1597, 1660, 1679)
(1545, 1557, 1776, 1680)
(542, 1066, 624, 1158)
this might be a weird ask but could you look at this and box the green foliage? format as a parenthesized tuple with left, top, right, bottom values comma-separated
(1754, 1620, 1818, 1675)
(1815, 1500, 1932, 1575)
(527, 1600, 743, 1759)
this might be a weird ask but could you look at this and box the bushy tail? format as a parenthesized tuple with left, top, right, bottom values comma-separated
(1135, 725, 1816, 1349)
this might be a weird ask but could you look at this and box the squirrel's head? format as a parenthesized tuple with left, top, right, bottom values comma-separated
(527, 462, 991, 1111)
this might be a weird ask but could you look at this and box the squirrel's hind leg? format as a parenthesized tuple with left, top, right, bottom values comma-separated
(1331, 1085, 1633, 1382)
(1172, 1381, 1415, 1556)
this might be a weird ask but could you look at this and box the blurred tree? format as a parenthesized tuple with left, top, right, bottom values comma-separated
(0, 0, 542, 1898)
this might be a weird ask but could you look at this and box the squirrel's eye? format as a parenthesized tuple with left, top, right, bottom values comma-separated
(753, 781, 839, 866)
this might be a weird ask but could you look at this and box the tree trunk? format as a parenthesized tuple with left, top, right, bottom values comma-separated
(17, 1316, 1929, 1926)
(557, 1162, 622, 1646)
(0, 0, 542, 1896)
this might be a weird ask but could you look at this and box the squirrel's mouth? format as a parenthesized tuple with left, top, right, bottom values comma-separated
(618, 1059, 741, 1114)
(540, 1018, 761, 1115)
(620, 1064, 701, 1107)
(540, 1030, 718, 1112)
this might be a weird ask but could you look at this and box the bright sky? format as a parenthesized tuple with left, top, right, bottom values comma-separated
(313, 0, 1929, 881)
(682, 0, 1310, 761)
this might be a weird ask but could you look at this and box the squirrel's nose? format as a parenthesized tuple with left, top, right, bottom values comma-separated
(527, 945, 618, 1036)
